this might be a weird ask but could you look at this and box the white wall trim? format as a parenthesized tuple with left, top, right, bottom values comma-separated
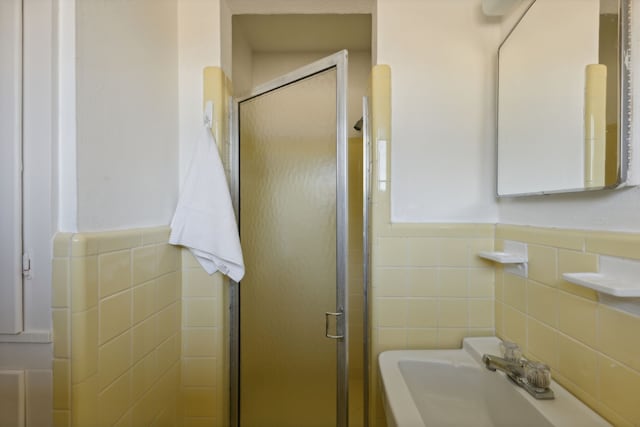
(57, 0, 78, 233)
(0, 331, 51, 344)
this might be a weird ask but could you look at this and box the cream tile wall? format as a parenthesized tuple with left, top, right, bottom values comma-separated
(180, 250, 226, 427)
(367, 65, 495, 427)
(176, 65, 233, 427)
(496, 225, 640, 427)
(52, 227, 181, 427)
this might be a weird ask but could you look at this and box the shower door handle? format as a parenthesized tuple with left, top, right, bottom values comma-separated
(325, 311, 344, 339)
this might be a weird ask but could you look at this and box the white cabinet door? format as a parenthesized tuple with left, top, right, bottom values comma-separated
(0, 0, 24, 334)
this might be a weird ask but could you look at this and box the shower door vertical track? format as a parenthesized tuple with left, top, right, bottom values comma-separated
(362, 96, 371, 427)
(230, 50, 350, 427)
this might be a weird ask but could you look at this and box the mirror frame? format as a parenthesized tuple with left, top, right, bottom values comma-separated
(496, 0, 633, 197)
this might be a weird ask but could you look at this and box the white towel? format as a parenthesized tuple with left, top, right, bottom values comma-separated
(169, 126, 245, 281)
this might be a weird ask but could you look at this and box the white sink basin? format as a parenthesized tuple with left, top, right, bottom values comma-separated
(378, 337, 610, 427)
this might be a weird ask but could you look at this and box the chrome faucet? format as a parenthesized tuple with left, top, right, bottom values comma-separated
(482, 342, 555, 400)
(482, 353, 526, 377)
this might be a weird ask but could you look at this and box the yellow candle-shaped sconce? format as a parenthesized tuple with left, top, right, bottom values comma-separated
(584, 64, 607, 188)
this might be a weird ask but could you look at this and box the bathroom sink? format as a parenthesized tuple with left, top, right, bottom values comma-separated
(378, 337, 610, 427)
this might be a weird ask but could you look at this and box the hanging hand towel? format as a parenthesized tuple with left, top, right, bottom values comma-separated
(169, 125, 245, 281)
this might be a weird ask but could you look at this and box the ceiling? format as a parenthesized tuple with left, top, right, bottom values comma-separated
(233, 14, 372, 53)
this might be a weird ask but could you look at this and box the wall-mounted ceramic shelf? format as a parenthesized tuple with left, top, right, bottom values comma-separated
(477, 240, 528, 278)
(477, 251, 527, 264)
(562, 273, 640, 297)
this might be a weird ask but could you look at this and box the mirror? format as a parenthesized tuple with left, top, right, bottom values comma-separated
(497, 0, 631, 196)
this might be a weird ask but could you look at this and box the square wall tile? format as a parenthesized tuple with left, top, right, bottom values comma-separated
(182, 328, 217, 357)
(53, 309, 70, 359)
(407, 329, 438, 349)
(133, 280, 157, 325)
(142, 227, 170, 245)
(374, 268, 408, 297)
(407, 299, 438, 328)
(100, 251, 132, 298)
(183, 268, 220, 297)
(156, 334, 180, 376)
(71, 256, 98, 313)
(438, 299, 467, 328)
(439, 269, 468, 298)
(557, 292, 597, 348)
(157, 244, 180, 275)
(98, 371, 132, 426)
(183, 298, 217, 328)
(407, 238, 439, 266)
(599, 354, 640, 425)
(182, 358, 216, 387)
(375, 237, 408, 267)
(71, 308, 98, 384)
(468, 300, 493, 328)
(597, 306, 640, 372)
(132, 246, 157, 286)
(407, 268, 438, 297)
(96, 230, 142, 254)
(468, 268, 494, 298)
(53, 233, 72, 258)
(439, 239, 469, 267)
(557, 334, 598, 397)
(53, 410, 70, 427)
(495, 301, 504, 337)
(527, 245, 558, 287)
(502, 306, 526, 350)
(157, 272, 180, 309)
(377, 328, 407, 351)
(52, 258, 69, 308)
(132, 351, 157, 401)
(586, 232, 640, 261)
(438, 328, 467, 348)
(377, 298, 408, 327)
(99, 291, 132, 345)
(526, 318, 558, 370)
(53, 360, 70, 410)
(157, 303, 180, 344)
(503, 273, 526, 312)
(133, 316, 157, 363)
(181, 388, 217, 418)
(99, 331, 132, 390)
(71, 375, 99, 427)
(526, 280, 557, 327)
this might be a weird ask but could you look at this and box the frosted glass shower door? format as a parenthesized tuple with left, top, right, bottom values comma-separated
(237, 52, 348, 427)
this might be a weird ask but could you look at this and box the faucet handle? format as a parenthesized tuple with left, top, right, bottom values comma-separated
(500, 341, 522, 362)
(525, 361, 551, 390)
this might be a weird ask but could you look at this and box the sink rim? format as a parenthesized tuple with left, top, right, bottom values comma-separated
(378, 337, 611, 427)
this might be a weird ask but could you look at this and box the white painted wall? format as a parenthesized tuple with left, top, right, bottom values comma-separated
(497, 0, 640, 231)
(57, 0, 78, 233)
(75, 0, 179, 231)
(231, 22, 253, 97)
(376, 0, 500, 223)
(178, 0, 223, 186)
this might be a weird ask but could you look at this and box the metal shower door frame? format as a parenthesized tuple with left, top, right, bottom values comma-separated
(230, 50, 350, 427)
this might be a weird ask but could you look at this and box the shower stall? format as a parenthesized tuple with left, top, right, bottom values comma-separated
(230, 50, 368, 427)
